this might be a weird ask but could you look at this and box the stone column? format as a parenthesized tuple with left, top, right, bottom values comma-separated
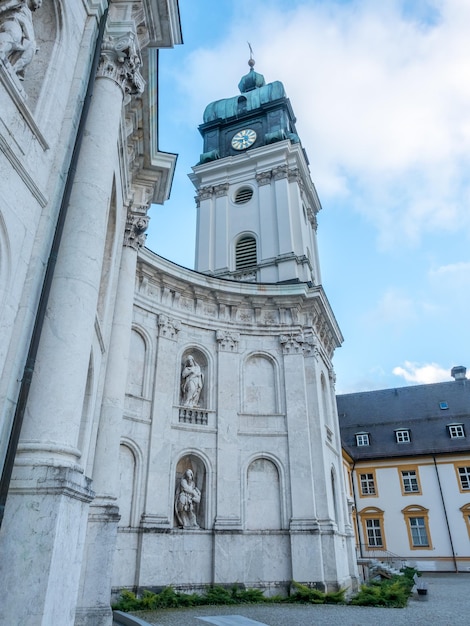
(0, 30, 144, 626)
(75, 204, 150, 626)
(280, 332, 325, 585)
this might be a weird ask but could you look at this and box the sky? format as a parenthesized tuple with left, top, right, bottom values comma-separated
(146, 0, 470, 394)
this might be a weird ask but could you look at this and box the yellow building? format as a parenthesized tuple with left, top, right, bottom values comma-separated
(339, 367, 470, 573)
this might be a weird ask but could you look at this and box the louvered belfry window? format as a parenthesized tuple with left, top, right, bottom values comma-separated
(236, 236, 257, 270)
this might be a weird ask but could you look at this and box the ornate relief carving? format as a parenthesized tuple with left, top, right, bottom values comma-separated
(280, 331, 319, 357)
(328, 369, 337, 390)
(214, 183, 229, 197)
(196, 186, 213, 203)
(98, 32, 144, 95)
(123, 209, 149, 249)
(272, 165, 288, 180)
(216, 329, 240, 352)
(0, 0, 41, 80)
(306, 207, 318, 231)
(287, 167, 300, 183)
(157, 314, 181, 340)
(255, 170, 272, 186)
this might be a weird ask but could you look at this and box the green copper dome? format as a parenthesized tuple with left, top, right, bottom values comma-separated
(238, 66, 266, 93)
(203, 80, 286, 123)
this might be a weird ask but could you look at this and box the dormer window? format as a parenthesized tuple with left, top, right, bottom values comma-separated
(448, 424, 465, 439)
(395, 429, 411, 443)
(356, 433, 370, 446)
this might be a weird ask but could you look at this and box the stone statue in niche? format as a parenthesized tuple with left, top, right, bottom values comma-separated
(175, 469, 201, 528)
(0, 0, 42, 80)
(181, 355, 204, 407)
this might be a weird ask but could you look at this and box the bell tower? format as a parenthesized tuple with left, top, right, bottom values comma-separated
(191, 57, 322, 284)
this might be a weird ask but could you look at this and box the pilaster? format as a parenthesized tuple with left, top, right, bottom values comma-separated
(75, 201, 149, 625)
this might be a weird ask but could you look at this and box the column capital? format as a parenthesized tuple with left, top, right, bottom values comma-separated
(123, 208, 149, 250)
(97, 31, 145, 95)
(216, 329, 240, 352)
(157, 314, 181, 340)
(214, 183, 230, 197)
(255, 170, 272, 186)
(280, 331, 319, 357)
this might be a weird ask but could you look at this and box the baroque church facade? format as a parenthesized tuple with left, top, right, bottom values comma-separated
(0, 2, 357, 624)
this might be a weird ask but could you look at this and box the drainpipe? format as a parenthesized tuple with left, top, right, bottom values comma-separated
(0, 8, 109, 527)
(351, 461, 362, 556)
(432, 454, 458, 572)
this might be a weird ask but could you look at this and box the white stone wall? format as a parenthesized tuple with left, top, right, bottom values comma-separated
(111, 249, 358, 594)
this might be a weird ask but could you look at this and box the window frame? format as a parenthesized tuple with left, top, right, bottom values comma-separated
(455, 464, 470, 492)
(460, 503, 470, 539)
(402, 505, 433, 550)
(359, 506, 386, 550)
(395, 429, 411, 443)
(399, 465, 422, 496)
(358, 470, 378, 497)
(355, 432, 370, 447)
(448, 424, 465, 439)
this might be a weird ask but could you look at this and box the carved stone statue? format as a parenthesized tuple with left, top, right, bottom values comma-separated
(0, 0, 41, 80)
(175, 469, 201, 528)
(181, 355, 204, 407)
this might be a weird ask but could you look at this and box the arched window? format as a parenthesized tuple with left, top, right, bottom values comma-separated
(236, 235, 257, 270)
(237, 96, 247, 114)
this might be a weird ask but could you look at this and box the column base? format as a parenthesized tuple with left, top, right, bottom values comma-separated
(0, 464, 94, 626)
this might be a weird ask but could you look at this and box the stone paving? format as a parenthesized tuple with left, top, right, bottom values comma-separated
(115, 573, 470, 626)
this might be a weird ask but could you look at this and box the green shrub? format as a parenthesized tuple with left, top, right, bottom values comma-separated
(351, 574, 414, 608)
(290, 581, 346, 605)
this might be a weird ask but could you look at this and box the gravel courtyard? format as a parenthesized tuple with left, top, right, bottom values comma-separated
(114, 572, 470, 626)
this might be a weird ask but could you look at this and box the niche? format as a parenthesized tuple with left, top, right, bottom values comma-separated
(174, 454, 206, 529)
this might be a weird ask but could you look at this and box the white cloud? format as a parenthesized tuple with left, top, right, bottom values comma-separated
(176, 0, 470, 249)
(392, 361, 451, 384)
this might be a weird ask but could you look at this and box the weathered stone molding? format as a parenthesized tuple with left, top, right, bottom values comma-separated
(123, 208, 149, 249)
(216, 329, 240, 352)
(157, 314, 181, 340)
(98, 32, 144, 95)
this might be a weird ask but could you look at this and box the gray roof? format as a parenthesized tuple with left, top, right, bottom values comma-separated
(337, 378, 470, 460)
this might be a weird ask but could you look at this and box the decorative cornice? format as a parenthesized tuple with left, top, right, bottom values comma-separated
(97, 32, 145, 95)
(157, 314, 181, 340)
(216, 329, 240, 352)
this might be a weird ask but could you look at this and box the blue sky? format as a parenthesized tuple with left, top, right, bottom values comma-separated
(146, 0, 470, 394)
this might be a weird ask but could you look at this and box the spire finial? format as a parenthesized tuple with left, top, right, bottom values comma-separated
(247, 42, 255, 69)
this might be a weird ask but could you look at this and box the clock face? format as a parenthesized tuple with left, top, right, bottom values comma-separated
(231, 128, 257, 150)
